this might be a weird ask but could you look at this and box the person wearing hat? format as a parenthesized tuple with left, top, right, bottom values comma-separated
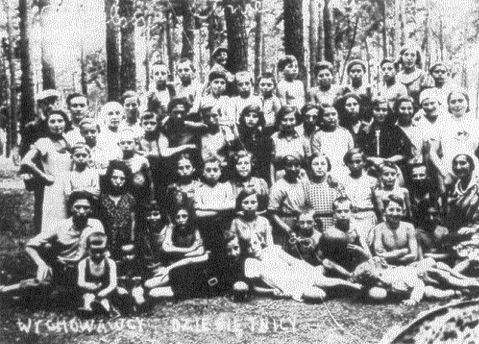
(341, 59, 372, 104)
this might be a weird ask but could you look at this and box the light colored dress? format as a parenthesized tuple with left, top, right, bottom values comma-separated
(35, 137, 72, 233)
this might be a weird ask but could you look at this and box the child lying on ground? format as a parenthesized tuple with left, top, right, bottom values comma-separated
(244, 232, 361, 302)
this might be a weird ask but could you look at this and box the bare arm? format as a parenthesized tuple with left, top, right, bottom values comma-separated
(21, 147, 53, 184)
(271, 213, 292, 236)
(97, 259, 118, 298)
(77, 259, 99, 291)
(158, 134, 196, 158)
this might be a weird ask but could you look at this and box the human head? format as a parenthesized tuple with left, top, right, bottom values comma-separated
(120, 244, 136, 262)
(66, 92, 88, 125)
(383, 194, 404, 225)
(238, 104, 265, 131)
(429, 62, 448, 87)
(275, 105, 298, 133)
(45, 110, 70, 136)
(300, 103, 320, 129)
(151, 61, 169, 88)
(235, 189, 259, 216)
(176, 57, 195, 84)
(447, 89, 470, 117)
(121, 90, 140, 123)
(340, 93, 361, 122)
(277, 55, 298, 80)
(87, 232, 108, 262)
(309, 152, 331, 179)
(344, 148, 366, 175)
(346, 59, 366, 84)
(319, 104, 339, 130)
(397, 44, 422, 70)
(200, 106, 219, 130)
(202, 157, 222, 185)
(283, 155, 301, 180)
(258, 72, 276, 97)
(380, 58, 398, 82)
(394, 96, 415, 126)
(100, 101, 125, 131)
(379, 161, 398, 188)
(314, 61, 334, 89)
(79, 118, 99, 147)
(212, 46, 228, 66)
(36, 89, 61, 117)
(371, 97, 389, 124)
(208, 70, 227, 96)
(235, 71, 253, 97)
(67, 190, 94, 221)
(71, 142, 90, 168)
(419, 88, 439, 118)
(117, 128, 136, 154)
(232, 150, 253, 180)
(296, 208, 316, 237)
(332, 196, 353, 225)
(167, 97, 190, 130)
(410, 163, 428, 183)
(245, 232, 264, 258)
(452, 154, 475, 181)
(172, 202, 195, 230)
(104, 160, 132, 194)
(224, 231, 241, 261)
(140, 112, 159, 134)
(176, 152, 196, 182)
(146, 200, 163, 224)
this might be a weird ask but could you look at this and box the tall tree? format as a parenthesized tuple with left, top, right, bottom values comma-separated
(253, 2, 262, 86)
(105, 0, 121, 101)
(119, 0, 136, 93)
(19, 0, 35, 129)
(5, 0, 18, 152)
(35, 0, 56, 89)
(165, 10, 174, 80)
(323, 0, 334, 64)
(180, 2, 194, 60)
(283, 0, 304, 77)
(224, 0, 248, 73)
(309, 0, 319, 86)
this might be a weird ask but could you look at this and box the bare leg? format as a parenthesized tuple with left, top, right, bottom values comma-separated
(312, 271, 362, 290)
(149, 286, 174, 298)
(424, 286, 459, 300)
(302, 286, 326, 301)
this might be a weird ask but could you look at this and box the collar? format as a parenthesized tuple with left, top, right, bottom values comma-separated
(277, 130, 299, 139)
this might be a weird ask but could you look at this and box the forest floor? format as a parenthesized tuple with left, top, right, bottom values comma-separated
(0, 159, 446, 344)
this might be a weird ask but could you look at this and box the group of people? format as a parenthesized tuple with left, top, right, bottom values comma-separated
(3, 43, 479, 315)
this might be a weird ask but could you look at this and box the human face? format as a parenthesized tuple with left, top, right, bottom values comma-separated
(347, 153, 364, 174)
(280, 112, 296, 133)
(381, 62, 396, 81)
(411, 165, 427, 182)
(349, 64, 364, 82)
(210, 78, 227, 96)
(381, 167, 397, 187)
(258, 78, 275, 97)
(151, 64, 168, 87)
(334, 202, 352, 223)
(283, 61, 298, 80)
(317, 69, 333, 88)
(244, 111, 260, 129)
(373, 102, 389, 124)
(236, 76, 252, 97)
(398, 101, 414, 124)
(453, 155, 472, 180)
(384, 201, 404, 225)
(110, 169, 126, 189)
(71, 198, 92, 221)
(80, 124, 97, 146)
(203, 162, 221, 184)
(311, 155, 329, 178)
(284, 158, 300, 179)
(177, 158, 195, 178)
(247, 236, 263, 258)
(431, 66, 447, 86)
(304, 108, 319, 127)
(147, 210, 162, 223)
(90, 247, 105, 262)
(204, 111, 219, 129)
(40, 97, 60, 115)
(124, 97, 139, 121)
(321, 107, 338, 129)
(344, 97, 360, 117)
(448, 92, 468, 118)
(241, 194, 258, 214)
(175, 209, 189, 228)
(69, 96, 88, 124)
(118, 133, 135, 153)
(106, 109, 123, 130)
(170, 104, 186, 121)
(226, 237, 241, 260)
(422, 98, 438, 117)
(401, 49, 417, 69)
(47, 114, 66, 135)
(215, 51, 228, 66)
(235, 156, 252, 178)
(141, 117, 158, 133)
(72, 148, 89, 168)
(298, 213, 315, 236)
(177, 62, 193, 84)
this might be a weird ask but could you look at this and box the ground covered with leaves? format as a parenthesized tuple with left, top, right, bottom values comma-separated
(0, 162, 447, 344)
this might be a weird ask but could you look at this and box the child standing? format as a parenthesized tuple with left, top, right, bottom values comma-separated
(199, 106, 231, 164)
(99, 161, 136, 259)
(79, 119, 110, 175)
(97, 102, 125, 159)
(77, 233, 117, 315)
(376, 58, 408, 110)
(175, 58, 202, 106)
(258, 73, 281, 136)
(64, 143, 100, 201)
(308, 61, 341, 106)
(276, 55, 305, 110)
(341, 59, 372, 103)
(229, 71, 262, 124)
(228, 189, 273, 246)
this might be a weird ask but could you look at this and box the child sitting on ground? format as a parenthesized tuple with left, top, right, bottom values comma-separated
(166, 153, 202, 209)
(276, 55, 305, 110)
(77, 233, 117, 315)
(244, 232, 362, 302)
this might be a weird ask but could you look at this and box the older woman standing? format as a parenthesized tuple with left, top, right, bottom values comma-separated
(21, 110, 72, 233)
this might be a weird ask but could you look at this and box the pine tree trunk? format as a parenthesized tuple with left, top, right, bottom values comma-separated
(6, 0, 18, 151)
(309, 0, 319, 86)
(165, 11, 174, 81)
(144, 15, 151, 91)
(377, 0, 387, 59)
(105, 0, 120, 101)
(284, 0, 304, 77)
(323, 0, 334, 64)
(254, 3, 262, 88)
(37, 2, 56, 89)
(224, 0, 248, 74)
(119, 0, 136, 93)
(19, 0, 35, 129)
(181, 3, 194, 60)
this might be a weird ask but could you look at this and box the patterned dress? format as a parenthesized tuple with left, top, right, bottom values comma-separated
(308, 178, 344, 229)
